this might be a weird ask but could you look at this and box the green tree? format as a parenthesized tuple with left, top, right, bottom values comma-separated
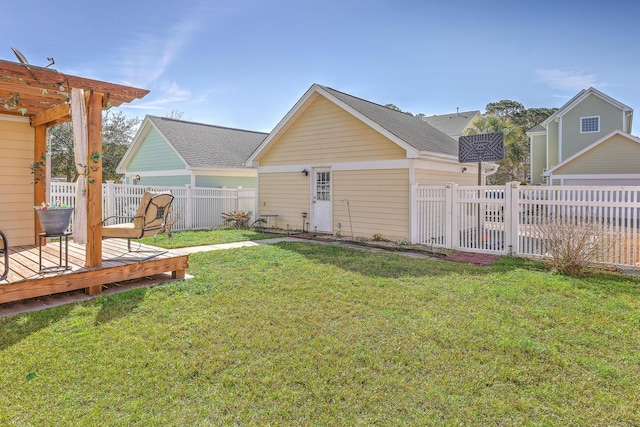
(468, 101, 556, 185)
(467, 115, 528, 184)
(485, 100, 525, 121)
(48, 122, 75, 181)
(48, 110, 141, 182)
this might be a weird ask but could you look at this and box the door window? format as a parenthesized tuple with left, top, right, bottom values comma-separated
(316, 171, 331, 201)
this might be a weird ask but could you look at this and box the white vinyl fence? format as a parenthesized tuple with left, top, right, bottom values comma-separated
(412, 182, 640, 267)
(50, 182, 256, 233)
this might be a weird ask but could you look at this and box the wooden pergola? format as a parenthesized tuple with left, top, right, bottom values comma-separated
(1, 58, 150, 295)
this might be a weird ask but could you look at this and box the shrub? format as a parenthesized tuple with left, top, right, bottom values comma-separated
(535, 215, 604, 277)
(221, 211, 253, 229)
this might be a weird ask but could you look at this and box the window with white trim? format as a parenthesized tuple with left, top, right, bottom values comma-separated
(580, 116, 600, 133)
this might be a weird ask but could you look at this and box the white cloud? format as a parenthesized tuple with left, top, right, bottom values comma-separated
(536, 69, 606, 92)
(115, 4, 210, 89)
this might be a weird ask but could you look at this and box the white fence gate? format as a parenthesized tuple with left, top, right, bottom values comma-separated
(50, 182, 257, 233)
(413, 182, 640, 267)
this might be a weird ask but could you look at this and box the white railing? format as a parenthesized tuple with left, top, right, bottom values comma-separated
(50, 182, 257, 232)
(413, 182, 640, 267)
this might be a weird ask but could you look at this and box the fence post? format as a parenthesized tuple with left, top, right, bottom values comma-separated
(504, 181, 519, 255)
(445, 182, 457, 249)
(236, 186, 242, 216)
(185, 184, 193, 230)
(105, 181, 115, 221)
(409, 182, 418, 244)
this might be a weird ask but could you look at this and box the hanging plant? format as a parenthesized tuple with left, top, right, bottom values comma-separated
(30, 142, 51, 186)
(1, 92, 27, 115)
(77, 151, 102, 185)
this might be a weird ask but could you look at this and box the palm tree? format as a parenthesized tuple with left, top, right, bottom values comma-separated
(466, 116, 529, 185)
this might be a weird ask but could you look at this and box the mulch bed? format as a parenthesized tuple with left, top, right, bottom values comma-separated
(291, 233, 501, 265)
(443, 251, 502, 266)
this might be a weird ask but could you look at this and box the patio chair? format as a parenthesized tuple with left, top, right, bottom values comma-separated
(1, 229, 8, 281)
(102, 191, 174, 251)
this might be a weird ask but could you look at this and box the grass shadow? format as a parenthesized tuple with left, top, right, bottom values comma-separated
(94, 287, 148, 325)
(273, 241, 513, 279)
(271, 242, 640, 295)
(0, 303, 75, 350)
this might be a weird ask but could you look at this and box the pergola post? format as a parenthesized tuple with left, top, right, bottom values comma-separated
(85, 91, 103, 295)
(33, 124, 48, 242)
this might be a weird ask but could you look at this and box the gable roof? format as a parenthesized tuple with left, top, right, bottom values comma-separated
(540, 87, 632, 128)
(422, 110, 481, 138)
(121, 116, 268, 171)
(543, 130, 640, 176)
(247, 84, 459, 164)
(526, 124, 546, 135)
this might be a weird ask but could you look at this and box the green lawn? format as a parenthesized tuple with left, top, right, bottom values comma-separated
(139, 228, 284, 248)
(1, 242, 639, 425)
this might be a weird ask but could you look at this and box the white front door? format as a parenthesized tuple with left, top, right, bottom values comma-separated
(312, 168, 332, 233)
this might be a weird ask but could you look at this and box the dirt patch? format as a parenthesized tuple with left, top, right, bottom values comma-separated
(291, 233, 504, 265)
(444, 251, 502, 266)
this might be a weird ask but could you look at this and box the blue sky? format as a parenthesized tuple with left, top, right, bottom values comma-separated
(3, 0, 640, 133)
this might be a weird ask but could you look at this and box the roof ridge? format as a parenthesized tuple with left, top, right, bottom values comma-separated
(147, 115, 268, 135)
(319, 85, 419, 119)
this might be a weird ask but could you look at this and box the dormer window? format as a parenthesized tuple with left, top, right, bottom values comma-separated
(581, 116, 600, 133)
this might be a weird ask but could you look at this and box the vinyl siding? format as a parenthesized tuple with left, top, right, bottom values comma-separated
(547, 121, 559, 168)
(128, 127, 185, 171)
(561, 94, 624, 161)
(530, 134, 547, 185)
(414, 168, 477, 186)
(258, 172, 311, 231)
(136, 175, 191, 187)
(196, 175, 257, 188)
(259, 95, 407, 166)
(333, 169, 409, 240)
(0, 117, 35, 246)
(553, 134, 640, 175)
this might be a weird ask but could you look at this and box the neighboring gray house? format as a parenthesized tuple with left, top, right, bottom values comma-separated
(422, 110, 481, 140)
(118, 115, 267, 187)
(527, 87, 635, 185)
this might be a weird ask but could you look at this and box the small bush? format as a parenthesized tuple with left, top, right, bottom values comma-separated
(221, 211, 253, 229)
(535, 215, 604, 277)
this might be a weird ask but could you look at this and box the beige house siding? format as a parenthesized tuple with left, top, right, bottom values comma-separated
(258, 172, 311, 232)
(554, 134, 640, 175)
(414, 168, 477, 186)
(530, 134, 547, 185)
(333, 169, 409, 240)
(547, 120, 559, 168)
(562, 94, 624, 161)
(0, 117, 35, 246)
(258, 95, 407, 166)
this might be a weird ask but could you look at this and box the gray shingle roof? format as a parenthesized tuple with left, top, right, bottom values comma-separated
(320, 86, 459, 157)
(422, 110, 480, 138)
(147, 116, 267, 168)
(527, 124, 546, 134)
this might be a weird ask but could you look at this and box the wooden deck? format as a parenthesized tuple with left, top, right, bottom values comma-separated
(0, 238, 189, 304)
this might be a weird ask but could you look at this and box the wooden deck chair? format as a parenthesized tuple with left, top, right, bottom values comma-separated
(102, 191, 174, 251)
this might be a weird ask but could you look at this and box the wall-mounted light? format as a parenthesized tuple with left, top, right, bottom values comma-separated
(134, 174, 141, 181)
(302, 169, 309, 176)
(461, 167, 467, 173)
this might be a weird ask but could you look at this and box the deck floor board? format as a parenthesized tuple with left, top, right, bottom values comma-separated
(0, 238, 188, 304)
